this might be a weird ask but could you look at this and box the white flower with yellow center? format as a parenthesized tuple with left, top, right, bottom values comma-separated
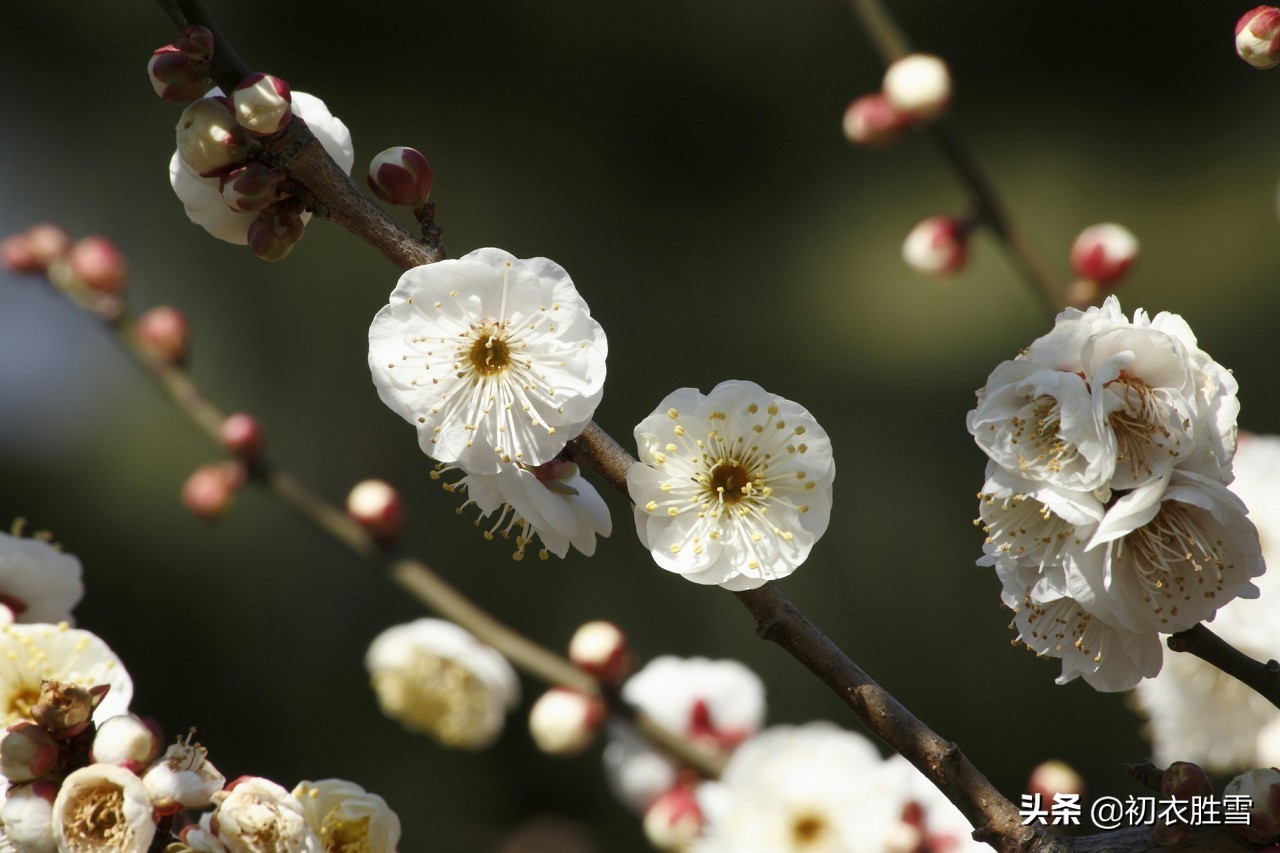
(364, 618, 519, 750)
(0, 532, 82, 627)
(210, 777, 320, 853)
(368, 248, 608, 475)
(628, 381, 835, 591)
(1012, 593, 1163, 692)
(0, 624, 131, 727)
(293, 779, 401, 853)
(434, 458, 611, 560)
(51, 764, 155, 852)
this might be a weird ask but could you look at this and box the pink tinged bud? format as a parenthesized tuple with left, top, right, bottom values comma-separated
(66, 236, 128, 295)
(135, 306, 190, 365)
(182, 462, 246, 522)
(883, 53, 952, 121)
(177, 97, 251, 177)
(367, 146, 435, 207)
(1, 234, 38, 273)
(346, 479, 406, 541)
(233, 73, 293, 136)
(1069, 223, 1138, 286)
(1028, 760, 1085, 802)
(148, 48, 209, 104)
(643, 786, 703, 851)
(1225, 768, 1280, 843)
(902, 215, 968, 276)
(1160, 761, 1213, 801)
(567, 620, 633, 687)
(91, 715, 160, 772)
(219, 413, 265, 459)
(23, 224, 71, 270)
(247, 205, 305, 262)
(0, 722, 59, 782)
(175, 25, 214, 62)
(222, 162, 285, 213)
(1238, 7, 1280, 69)
(31, 681, 108, 740)
(528, 689, 604, 756)
(842, 93, 910, 147)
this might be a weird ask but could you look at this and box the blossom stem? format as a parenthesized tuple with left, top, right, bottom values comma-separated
(1167, 623, 1280, 710)
(846, 0, 1064, 315)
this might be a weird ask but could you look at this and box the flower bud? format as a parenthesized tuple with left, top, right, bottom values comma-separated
(66, 236, 128, 295)
(902, 215, 968, 276)
(1028, 759, 1085, 802)
(181, 462, 246, 522)
(528, 689, 604, 756)
(233, 73, 293, 136)
(247, 204, 305, 261)
(21, 225, 71, 271)
(883, 53, 951, 121)
(567, 620, 632, 687)
(1237, 7, 1280, 69)
(175, 25, 215, 63)
(1224, 768, 1280, 843)
(643, 785, 703, 851)
(367, 146, 435, 207)
(2, 780, 57, 853)
(219, 413, 266, 459)
(1161, 761, 1213, 801)
(1, 234, 38, 273)
(91, 715, 160, 773)
(135, 306, 190, 364)
(1069, 223, 1138, 287)
(31, 681, 109, 740)
(148, 47, 210, 104)
(0, 722, 59, 782)
(346, 479, 406, 541)
(842, 92, 910, 146)
(177, 97, 251, 177)
(221, 162, 285, 213)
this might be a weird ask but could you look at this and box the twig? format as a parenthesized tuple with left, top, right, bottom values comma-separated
(1168, 623, 1280, 711)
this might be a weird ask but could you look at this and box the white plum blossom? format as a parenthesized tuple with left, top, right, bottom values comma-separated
(2, 781, 56, 853)
(970, 298, 1259, 691)
(1134, 432, 1280, 771)
(143, 734, 225, 811)
(605, 656, 765, 813)
(364, 618, 519, 749)
(628, 380, 835, 591)
(209, 776, 321, 853)
(435, 458, 611, 559)
(695, 723, 983, 853)
(293, 778, 401, 853)
(0, 623, 131, 726)
(0, 532, 83, 626)
(368, 248, 608, 474)
(52, 764, 156, 852)
(169, 91, 354, 244)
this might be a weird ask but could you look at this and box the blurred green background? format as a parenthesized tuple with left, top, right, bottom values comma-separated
(3, 2, 1280, 850)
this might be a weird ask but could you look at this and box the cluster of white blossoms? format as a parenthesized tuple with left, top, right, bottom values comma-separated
(969, 296, 1264, 691)
(1134, 432, 1280, 770)
(368, 248, 611, 559)
(627, 380, 836, 590)
(364, 618, 520, 749)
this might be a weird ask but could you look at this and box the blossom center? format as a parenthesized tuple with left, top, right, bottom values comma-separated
(468, 326, 511, 375)
(64, 783, 130, 849)
(708, 462, 755, 505)
(372, 652, 493, 747)
(1106, 374, 1178, 479)
(1118, 502, 1228, 624)
(5, 685, 40, 723)
(1023, 395, 1076, 474)
(321, 809, 373, 853)
(790, 812, 828, 847)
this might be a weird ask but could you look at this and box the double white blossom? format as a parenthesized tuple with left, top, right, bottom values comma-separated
(368, 248, 608, 475)
(628, 381, 835, 590)
(970, 297, 1261, 691)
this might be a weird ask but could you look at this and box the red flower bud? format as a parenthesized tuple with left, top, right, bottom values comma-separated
(136, 306, 190, 365)
(66, 236, 128, 295)
(1237, 7, 1280, 69)
(345, 479, 406, 541)
(367, 147, 435, 208)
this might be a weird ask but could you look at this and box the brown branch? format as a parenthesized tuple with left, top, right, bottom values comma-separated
(1168, 623, 1280, 710)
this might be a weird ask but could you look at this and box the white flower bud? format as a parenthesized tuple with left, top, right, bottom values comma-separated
(52, 764, 156, 852)
(643, 785, 703, 851)
(213, 776, 320, 852)
(528, 688, 604, 756)
(233, 73, 293, 136)
(1027, 759, 1084, 802)
(1224, 768, 1280, 843)
(293, 779, 401, 853)
(902, 215, 967, 276)
(136, 306, 191, 365)
(1069, 222, 1138, 287)
(143, 734, 225, 811)
(841, 92, 909, 146)
(567, 620, 632, 686)
(346, 479, 406, 541)
(882, 53, 951, 120)
(1237, 6, 1280, 69)
(0, 722, 57, 782)
(176, 97, 250, 177)
(91, 714, 160, 770)
(2, 780, 58, 853)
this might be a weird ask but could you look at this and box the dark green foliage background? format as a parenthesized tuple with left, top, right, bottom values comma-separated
(2, 3, 1278, 850)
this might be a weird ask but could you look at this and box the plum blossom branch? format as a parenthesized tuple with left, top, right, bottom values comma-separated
(1168, 623, 1280, 711)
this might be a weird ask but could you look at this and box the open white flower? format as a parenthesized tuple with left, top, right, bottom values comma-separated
(628, 381, 835, 591)
(143, 733, 225, 810)
(368, 248, 608, 475)
(1012, 593, 1163, 691)
(435, 458, 611, 559)
(0, 624, 131, 726)
(52, 764, 155, 852)
(364, 618, 519, 749)
(605, 657, 764, 813)
(293, 778, 401, 853)
(169, 91, 354, 244)
(0, 533, 82, 626)
(211, 777, 320, 853)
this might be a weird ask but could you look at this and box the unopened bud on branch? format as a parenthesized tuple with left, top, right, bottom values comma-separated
(883, 54, 951, 121)
(367, 147, 435, 208)
(346, 479, 406, 541)
(528, 689, 603, 756)
(66, 236, 128, 295)
(1237, 7, 1280, 69)
(148, 27, 215, 104)
(643, 785, 704, 852)
(247, 205, 306, 262)
(136, 306, 190, 365)
(902, 215, 967, 276)
(182, 462, 245, 522)
(177, 97, 251, 177)
(567, 621, 632, 687)
(222, 163, 285, 213)
(1028, 760, 1085, 802)
(0, 723, 59, 782)
(219, 413, 265, 459)
(1069, 223, 1138, 287)
(91, 715, 161, 772)
(842, 93, 910, 147)
(1224, 768, 1280, 843)
(233, 73, 293, 136)
(1, 224, 70, 274)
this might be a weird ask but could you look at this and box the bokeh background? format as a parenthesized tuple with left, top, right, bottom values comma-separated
(3, 2, 1279, 850)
